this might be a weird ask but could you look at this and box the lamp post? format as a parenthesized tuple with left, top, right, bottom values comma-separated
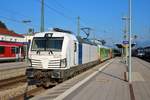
(22, 20, 32, 63)
(77, 16, 80, 37)
(41, 0, 44, 32)
(128, 0, 132, 83)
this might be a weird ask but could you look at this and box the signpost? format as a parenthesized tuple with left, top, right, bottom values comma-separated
(123, 41, 129, 44)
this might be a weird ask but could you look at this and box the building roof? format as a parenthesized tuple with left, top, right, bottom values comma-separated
(0, 28, 24, 38)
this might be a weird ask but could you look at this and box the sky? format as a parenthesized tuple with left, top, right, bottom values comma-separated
(0, 0, 150, 47)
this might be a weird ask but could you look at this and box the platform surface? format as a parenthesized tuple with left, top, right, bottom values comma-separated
(66, 58, 130, 100)
(31, 57, 150, 100)
(0, 62, 28, 71)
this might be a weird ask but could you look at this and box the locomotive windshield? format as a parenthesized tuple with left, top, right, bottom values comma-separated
(31, 37, 63, 51)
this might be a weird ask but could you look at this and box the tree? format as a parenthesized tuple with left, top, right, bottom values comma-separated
(0, 21, 7, 29)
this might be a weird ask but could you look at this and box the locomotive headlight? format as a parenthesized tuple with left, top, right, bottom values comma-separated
(60, 58, 67, 68)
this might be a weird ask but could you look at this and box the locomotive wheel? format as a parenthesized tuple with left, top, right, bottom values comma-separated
(36, 84, 41, 87)
(43, 82, 51, 88)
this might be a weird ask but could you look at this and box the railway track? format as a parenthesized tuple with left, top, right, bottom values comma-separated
(137, 57, 150, 63)
(0, 60, 111, 99)
(12, 86, 46, 100)
(0, 75, 26, 88)
(0, 75, 28, 100)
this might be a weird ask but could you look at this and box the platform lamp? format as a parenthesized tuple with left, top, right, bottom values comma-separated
(22, 20, 32, 63)
(128, 0, 132, 83)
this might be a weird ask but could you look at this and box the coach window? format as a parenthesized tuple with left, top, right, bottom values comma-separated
(0, 46, 4, 54)
(1, 37, 4, 40)
(11, 47, 19, 54)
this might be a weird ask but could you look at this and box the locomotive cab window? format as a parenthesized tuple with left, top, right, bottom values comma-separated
(31, 37, 64, 51)
(0, 46, 4, 54)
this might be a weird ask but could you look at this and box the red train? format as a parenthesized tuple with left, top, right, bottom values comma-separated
(0, 41, 25, 62)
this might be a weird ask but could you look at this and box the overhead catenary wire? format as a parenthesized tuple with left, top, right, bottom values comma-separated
(51, 0, 92, 27)
(0, 0, 94, 35)
(51, 0, 74, 14)
(36, 0, 74, 21)
(0, 2, 45, 32)
(0, 15, 44, 32)
(0, 8, 32, 20)
(0, 15, 22, 24)
(0, 0, 75, 32)
(36, 0, 91, 29)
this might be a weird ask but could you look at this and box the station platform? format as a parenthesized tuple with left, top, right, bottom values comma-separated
(31, 57, 150, 100)
(0, 62, 28, 80)
(0, 62, 28, 71)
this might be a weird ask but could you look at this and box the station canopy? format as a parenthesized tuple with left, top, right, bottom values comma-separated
(115, 43, 136, 48)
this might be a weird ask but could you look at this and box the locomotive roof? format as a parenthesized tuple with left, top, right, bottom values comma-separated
(33, 31, 77, 40)
(34, 31, 97, 46)
(34, 31, 73, 37)
(97, 44, 110, 49)
(76, 36, 97, 46)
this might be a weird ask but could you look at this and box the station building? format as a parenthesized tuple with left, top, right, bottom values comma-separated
(23, 33, 34, 45)
(0, 28, 24, 42)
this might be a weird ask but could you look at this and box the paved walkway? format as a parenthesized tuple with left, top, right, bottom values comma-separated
(131, 58, 150, 100)
(65, 58, 130, 100)
(65, 57, 150, 100)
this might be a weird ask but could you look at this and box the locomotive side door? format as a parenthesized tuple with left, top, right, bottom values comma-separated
(73, 41, 78, 65)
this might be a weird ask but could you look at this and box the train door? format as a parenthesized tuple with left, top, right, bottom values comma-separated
(21, 46, 24, 59)
(15, 47, 20, 60)
(73, 41, 78, 65)
(18, 46, 22, 59)
(11, 47, 19, 59)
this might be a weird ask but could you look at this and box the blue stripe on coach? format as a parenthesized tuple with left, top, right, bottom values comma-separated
(78, 43, 82, 64)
